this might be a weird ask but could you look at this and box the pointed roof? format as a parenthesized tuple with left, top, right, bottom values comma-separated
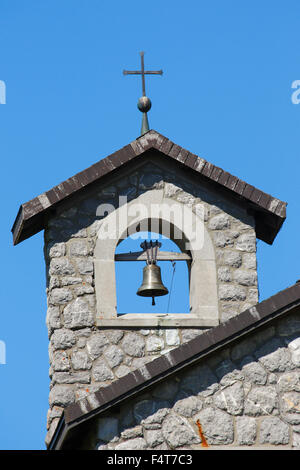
(11, 130, 287, 245)
(48, 281, 300, 449)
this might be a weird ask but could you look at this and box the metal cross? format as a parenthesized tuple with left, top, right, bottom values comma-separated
(123, 51, 163, 97)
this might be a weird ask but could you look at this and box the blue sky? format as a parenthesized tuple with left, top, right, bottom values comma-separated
(1, 0, 300, 449)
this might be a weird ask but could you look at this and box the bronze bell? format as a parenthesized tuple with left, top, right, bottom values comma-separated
(137, 264, 169, 305)
(136, 240, 169, 305)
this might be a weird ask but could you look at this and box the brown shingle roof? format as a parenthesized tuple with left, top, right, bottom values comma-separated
(12, 129, 287, 245)
(49, 281, 300, 449)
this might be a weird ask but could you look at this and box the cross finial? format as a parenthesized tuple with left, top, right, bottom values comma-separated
(123, 52, 163, 135)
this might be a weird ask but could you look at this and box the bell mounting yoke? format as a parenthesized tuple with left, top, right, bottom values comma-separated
(140, 240, 161, 265)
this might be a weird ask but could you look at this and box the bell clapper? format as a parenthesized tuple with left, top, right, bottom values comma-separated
(152, 296, 155, 306)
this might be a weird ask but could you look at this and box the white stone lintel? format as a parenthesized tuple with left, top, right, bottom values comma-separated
(96, 313, 219, 328)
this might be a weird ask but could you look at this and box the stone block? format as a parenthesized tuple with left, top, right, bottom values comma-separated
(72, 283, 94, 296)
(208, 214, 230, 230)
(165, 329, 180, 346)
(244, 386, 278, 416)
(235, 416, 256, 445)
(280, 391, 300, 420)
(213, 381, 244, 415)
(233, 270, 257, 286)
(52, 351, 71, 371)
(49, 258, 75, 276)
(92, 359, 114, 382)
(53, 371, 90, 384)
(48, 242, 66, 258)
(105, 330, 124, 344)
(74, 327, 92, 348)
(115, 365, 131, 378)
(173, 395, 202, 417)
(277, 371, 300, 392)
(71, 350, 92, 370)
(49, 276, 60, 290)
(87, 332, 109, 359)
(49, 384, 75, 407)
(121, 425, 143, 440)
(236, 233, 256, 253)
(104, 345, 124, 368)
(60, 277, 83, 286)
(293, 432, 300, 448)
(221, 251, 242, 268)
(122, 333, 145, 357)
(75, 257, 94, 275)
(259, 417, 289, 445)
(221, 302, 240, 322)
(213, 230, 239, 248)
(255, 338, 293, 372)
(51, 329, 76, 350)
(146, 336, 164, 353)
(69, 240, 89, 257)
(194, 407, 234, 444)
(144, 429, 164, 447)
(288, 337, 300, 366)
(46, 306, 61, 331)
(242, 253, 257, 270)
(162, 413, 200, 448)
(247, 288, 259, 304)
(218, 267, 232, 282)
(181, 329, 204, 343)
(49, 288, 73, 305)
(63, 298, 94, 329)
(241, 359, 268, 385)
(219, 285, 247, 302)
(164, 182, 181, 198)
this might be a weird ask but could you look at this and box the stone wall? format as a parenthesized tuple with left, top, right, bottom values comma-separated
(45, 160, 259, 441)
(74, 311, 300, 450)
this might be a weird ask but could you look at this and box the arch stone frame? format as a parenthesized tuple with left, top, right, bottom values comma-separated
(94, 189, 219, 327)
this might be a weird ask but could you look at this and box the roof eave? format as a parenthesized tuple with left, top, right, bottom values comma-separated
(12, 130, 287, 246)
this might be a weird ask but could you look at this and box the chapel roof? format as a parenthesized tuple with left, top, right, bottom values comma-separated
(12, 130, 286, 246)
(48, 281, 300, 449)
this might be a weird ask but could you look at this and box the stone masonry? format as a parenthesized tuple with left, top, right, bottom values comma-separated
(45, 160, 259, 443)
(73, 311, 300, 450)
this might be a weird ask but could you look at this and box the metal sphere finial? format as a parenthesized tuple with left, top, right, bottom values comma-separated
(137, 96, 152, 113)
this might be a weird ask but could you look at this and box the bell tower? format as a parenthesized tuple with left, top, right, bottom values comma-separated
(11, 54, 287, 449)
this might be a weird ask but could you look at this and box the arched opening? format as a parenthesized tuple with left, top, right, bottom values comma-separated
(115, 231, 190, 314)
(94, 189, 219, 326)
